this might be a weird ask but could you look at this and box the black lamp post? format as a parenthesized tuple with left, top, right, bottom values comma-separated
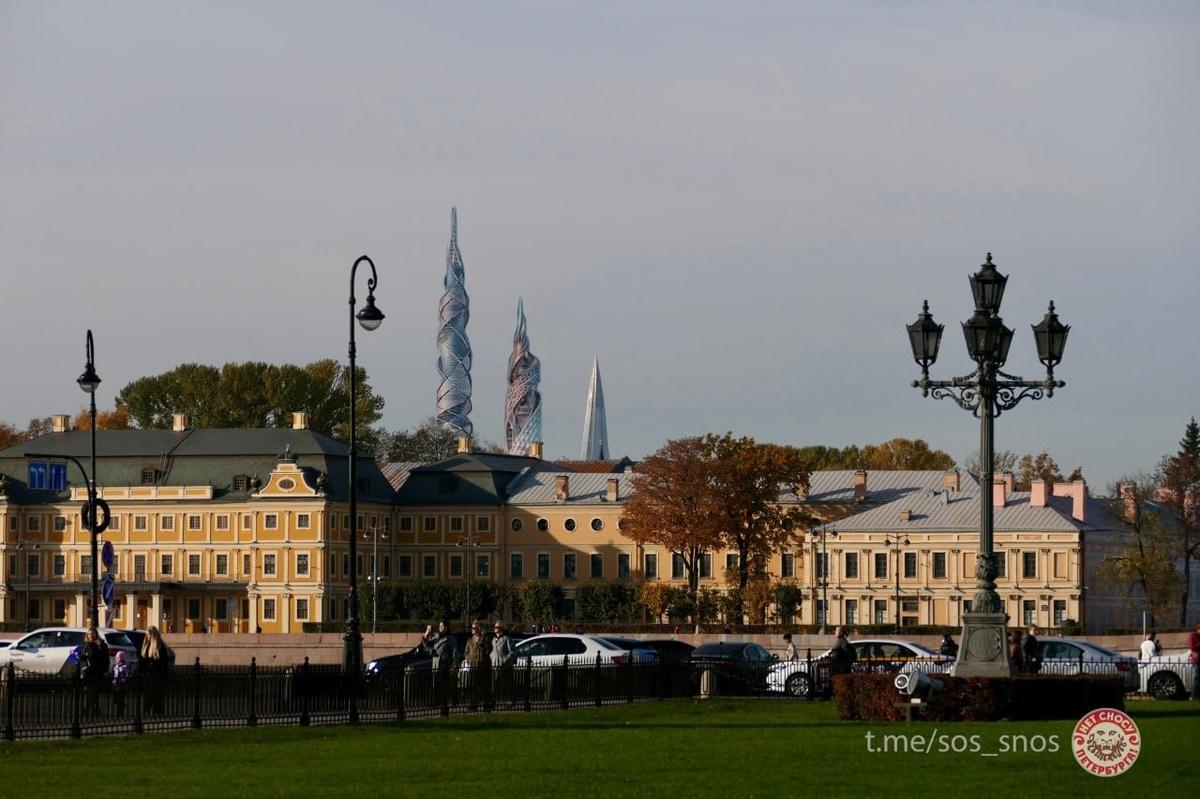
(908, 253, 1068, 677)
(77, 330, 101, 630)
(882, 532, 910, 633)
(344, 255, 383, 700)
(456, 534, 478, 628)
(811, 524, 837, 634)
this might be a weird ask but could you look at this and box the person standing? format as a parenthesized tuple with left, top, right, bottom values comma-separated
(829, 626, 855, 676)
(139, 626, 172, 716)
(1188, 621, 1200, 701)
(939, 633, 959, 658)
(424, 619, 459, 705)
(782, 633, 799, 662)
(80, 627, 110, 718)
(1141, 631, 1163, 660)
(111, 651, 131, 717)
(1009, 630, 1024, 672)
(1023, 625, 1041, 674)
(463, 622, 488, 709)
(491, 621, 514, 706)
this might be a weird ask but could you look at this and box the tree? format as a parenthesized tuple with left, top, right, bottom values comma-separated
(636, 582, 678, 623)
(1096, 476, 1181, 627)
(1160, 417, 1200, 627)
(380, 417, 504, 462)
(710, 434, 812, 621)
(72, 407, 133, 430)
(516, 581, 563, 623)
(621, 437, 725, 616)
(796, 438, 955, 470)
(114, 360, 385, 452)
(1015, 452, 1064, 491)
(0, 417, 53, 451)
(961, 448, 1019, 476)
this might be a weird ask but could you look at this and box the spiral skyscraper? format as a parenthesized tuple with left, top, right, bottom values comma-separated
(504, 297, 542, 455)
(436, 207, 473, 437)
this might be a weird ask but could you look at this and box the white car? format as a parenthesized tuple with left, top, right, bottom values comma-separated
(767, 638, 953, 697)
(0, 627, 139, 676)
(1138, 653, 1195, 700)
(511, 634, 631, 666)
(1035, 639, 1140, 692)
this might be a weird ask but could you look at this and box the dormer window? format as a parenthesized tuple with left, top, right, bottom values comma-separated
(232, 475, 250, 492)
(438, 477, 456, 496)
(141, 468, 161, 485)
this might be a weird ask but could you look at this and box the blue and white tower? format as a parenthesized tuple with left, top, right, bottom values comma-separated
(580, 357, 609, 460)
(505, 298, 542, 455)
(437, 208, 473, 437)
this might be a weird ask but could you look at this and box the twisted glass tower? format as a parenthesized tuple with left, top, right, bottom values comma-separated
(580, 357, 609, 460)
(437, 207, 473, 437)
(505, 297, 542, 455)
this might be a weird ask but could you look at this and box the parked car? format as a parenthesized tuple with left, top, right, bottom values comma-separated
(691, 641, 775, 694)
(1035, 638, 1140, 691)
(766, 638, 952, 697)
(0, 627, 139, 676)
(594, 637, 660, 663)
(1138, 653, 1196, 700)
(512, 634, 630, 666)
(637, 639, 695, 663)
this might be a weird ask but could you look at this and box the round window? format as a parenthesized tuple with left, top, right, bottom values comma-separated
(617, 518, 625, 531)
(564, 518, 577, 532)
(511, 518, 524, 532)
(591, 518, 603, 531)
(536, 518, 549, 532)
(278, 478, 296, 491)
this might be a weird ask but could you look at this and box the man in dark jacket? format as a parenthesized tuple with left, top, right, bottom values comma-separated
(1023, 625, 1041, 673)
(80, 628, 110, 717)
(829, 626, 856, 676)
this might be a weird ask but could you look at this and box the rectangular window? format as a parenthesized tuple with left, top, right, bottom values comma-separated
(450, 516, 463, 533)
(262, 598, 276, 621)
(844, 552, 859, 579)
(264, 514, 278, 530)
(296, 598, 309, 621)
(216, 515, 230, 531)
(781, 553, 795, 578)
(81, 554, 93, 576)
(342, 514, 351, 531)
(590, 553, 603, 579)
(844, 599, 858, 625)
(816, 552, 828, 579)
(8, 517, 17, 532)
(161, 515, 175, 531)
(700, 553, 712, 579)
(28, 516, 41, 533)
(111, 554, 119, 574)
(874, 553, 888, 579)
(296, 513, 311, 529)
(243, 554, 252, 575)
(160, 554, 172, 575)
(53, 515, 67, 532)
(53, 554, 66, 577)
(399, 516, 413, 532)
(475, 554, 489, 578)
(873, 600, 888, 624)
(476, 516, 490, 532)
(382, 517, 392, 534)
(27, 554, 40, 577)
(904, 552, 917, 579)
(1022, 552, 1037, 579)
(399, 555, 412, 578)
(618, 553, 630, 580)
(242, 514, 253, 530)
(644, 553, 658, 579)
(135, 515, 148, 531)
(932, 552, 947, 579)
(296, 553, 309, 576)
(671, 553, 684, 579)
(187, 598, 202, 620)
(188, 514, 202, 531)
(564, 553, 577, 579)
(510, 553, 523, 579)
(816, 600, 827, 625)
(422, 554, 436, 578)
(134, 554, 146, 579)
(423, 517, 437, 533)
(263, 553, 277, 576)
(996, 553, 1007, 579)
(188, 554, 201, 576)
(53, 598, 67, 621)
(214, 600, 228, 620)
(725, 553, 739, 573)
(1022, 599, 1036, 625)
(537, 553, 550, 580)
(1053, 599, 1067, 625)
(108, 515, 121, 532)
(342, 554, 349, 576)
(449, 554, 463, 578)
(216, 554, 229, 576)
(28, 598, 41, 620)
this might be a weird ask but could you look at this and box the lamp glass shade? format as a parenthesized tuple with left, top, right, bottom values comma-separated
(77, 366, 101, 394)
(356, 296, 385, 332)
(968, 253, 1008, 314)
(962, 311, 998, 363)
(906, 301, 943, 367)
(1032, 301, 1069, 367)
(995, 321, 1014, 366)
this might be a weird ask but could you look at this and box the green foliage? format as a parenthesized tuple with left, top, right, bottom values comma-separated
(515, 581, 564, 623)
(575, 581, 638, 622)
(772, 582, 804, 624)
(798, 438, 955, 471)
(381, 416, 504, 462)
(114, 360, 385, 453)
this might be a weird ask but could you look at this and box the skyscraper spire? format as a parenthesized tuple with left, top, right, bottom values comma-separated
(580, 356, 609, 460)
(437, 207, 473, 437)
(505, 297, 542, 456)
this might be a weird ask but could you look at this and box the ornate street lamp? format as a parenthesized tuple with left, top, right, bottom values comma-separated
(908, 253, 1068, 678)
(345, 255, 384, 716)
(77, 330, 101, 630)
(811, 524, 837, 634)
(457, 534, 479, 628)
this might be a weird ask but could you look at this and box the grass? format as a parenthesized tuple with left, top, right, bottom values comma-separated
(2, 699, 1196, 797)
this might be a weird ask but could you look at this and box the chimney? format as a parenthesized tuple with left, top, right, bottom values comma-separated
(1001, 472, 1014, 493)
(942, 471, 960, 492)
(1119, 481, 1136, 524)
(899, 509, 912, 522)
(51, 414, 70, 433)
(1030, 479, 1048, 507)
(853, 470, 867, 503)
(993, 478, 1008, 508)
(172, 413, 189, 432)
(292, 412, 309, 430)
(1052, 479, 1088, 522)
(554, 474, 570, 502)
(527, 441, 543, 459)
(456, 435, 472, 454)
(606, 477, 619, 503)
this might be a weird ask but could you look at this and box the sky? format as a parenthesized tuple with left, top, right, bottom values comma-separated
(2, 2, 1197, 489)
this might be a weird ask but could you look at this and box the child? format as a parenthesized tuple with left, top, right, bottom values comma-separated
(112, 651, 131, 717)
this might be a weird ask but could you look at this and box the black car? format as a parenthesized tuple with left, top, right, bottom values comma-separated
(690, 641, 776, 694)
(638, 639, 695, 663)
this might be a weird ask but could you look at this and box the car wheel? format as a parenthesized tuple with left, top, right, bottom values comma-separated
(785, 672, 812, 698)
(1147, 671, 1184, 700)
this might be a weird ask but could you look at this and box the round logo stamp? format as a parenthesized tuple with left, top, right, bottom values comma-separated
(1072, 708, 1141, 777)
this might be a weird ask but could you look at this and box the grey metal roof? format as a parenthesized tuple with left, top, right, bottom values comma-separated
(506, 471, 636, 505)
(378, 461, 422, 492)
(778, 470, 974, 504)
(827, 488, 1082, 533)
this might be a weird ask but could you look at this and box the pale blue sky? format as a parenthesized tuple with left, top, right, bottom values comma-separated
(2, 2, 1197, 487)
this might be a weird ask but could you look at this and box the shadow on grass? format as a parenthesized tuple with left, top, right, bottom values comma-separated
(1127, 704, 1200, 719)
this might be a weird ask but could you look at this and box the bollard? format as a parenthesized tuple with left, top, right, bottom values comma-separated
(248, 658, 258, 727)
(3, 663, 15, 741)
(191, 656, 202, 730)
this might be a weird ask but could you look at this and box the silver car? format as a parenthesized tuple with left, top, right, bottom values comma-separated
(1138, 654, 1195, 700)
(1035, 638, 1139, 691)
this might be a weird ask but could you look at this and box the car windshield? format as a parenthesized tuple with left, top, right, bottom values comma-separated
(1078, 641, 1122, 658)
(104, 633, 133, 648)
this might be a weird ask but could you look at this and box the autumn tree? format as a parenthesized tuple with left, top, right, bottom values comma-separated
(1015, 452, 1064, 491)
(0, 417, 53, 451)
(1159, 417, 1200, 626)
(1096, 475, 1181, 626)
(797, 438, 954, 470)
(961, 448, 1019, 476)
(621, 437, 724, 615)
(72, 407, 133, 430)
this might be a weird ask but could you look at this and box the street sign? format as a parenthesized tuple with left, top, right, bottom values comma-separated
(102, 573, 115, 606)
(101, 541, 114, 570)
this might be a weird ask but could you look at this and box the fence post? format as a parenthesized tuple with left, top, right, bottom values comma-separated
(594, 652, 602, 707)
(133, 668, 144, 735)
(191, 656, 202, 730)
(523, 657, 532, 712)
(300, 657, 311, 727)
(3, 663, 15, 741)
(440, 667, 450, 718)
(625, 652, 633, 704)
(656, 655, 664, 701)
(397, 666, 406, 722)
(248, 657, 258, 727)
(559, 655, 569, 710)
(70, 660, 82, 739)
(806, 649, 814, 701)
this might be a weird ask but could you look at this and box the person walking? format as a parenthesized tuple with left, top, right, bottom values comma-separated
(939, 633, 959, 658)
(1140, 631, 1163, 660)
(1023, 625, 1041, 674)
(139, 626, 173, 716)
(1188, 621, 1200, 701)
(1009, 630, 1024, 672)
(491, 621, 515, 706)
(782, 633, 799, 662)
(80, 627, 110, 718)
(829, 626, 855, 677)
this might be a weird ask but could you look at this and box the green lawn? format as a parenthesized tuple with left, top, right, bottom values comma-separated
(3, 700, 1196, 797)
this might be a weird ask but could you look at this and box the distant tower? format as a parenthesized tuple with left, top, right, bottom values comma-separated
(436, 207, 473, 437)
(580, 356, 609, 460)
(505, 298, 542, 455)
